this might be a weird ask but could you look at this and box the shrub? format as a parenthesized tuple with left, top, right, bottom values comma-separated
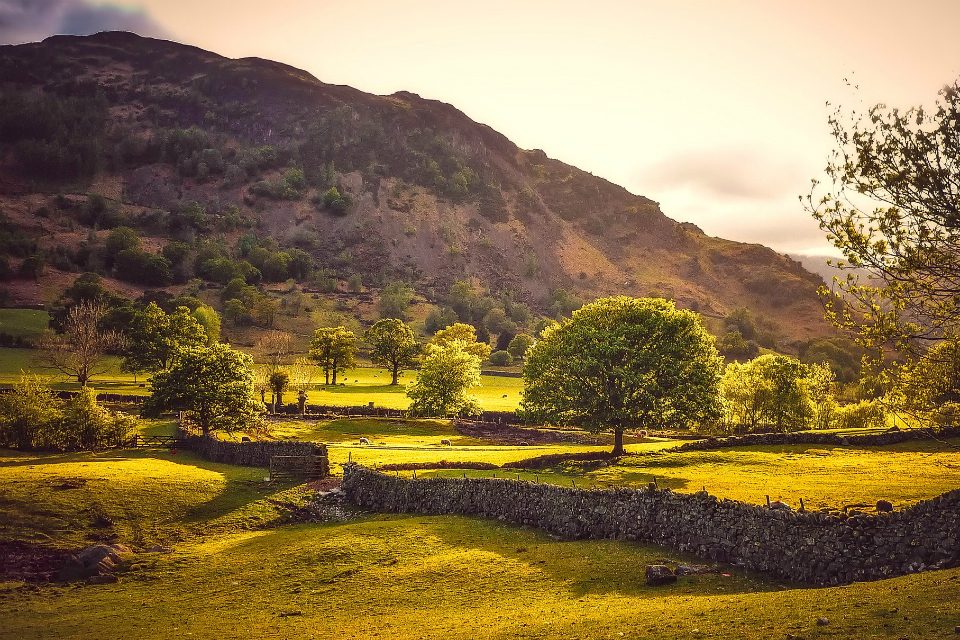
(832, 399, 887, 430)
(488, 350, 513, 366)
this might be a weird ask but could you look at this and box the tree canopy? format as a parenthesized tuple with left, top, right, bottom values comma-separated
(522, 296, 723, 454)
(121, 303, 208, 376)
(309, 327, 357, 385)
(430, 322, 492, 361)
(142, 343, 264, 435)
(807, 81, 960, 355)
(366, 318, 419, 385)
(407, 340, 481, 417)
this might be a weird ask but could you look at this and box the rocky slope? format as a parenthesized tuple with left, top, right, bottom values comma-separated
(0, 31, 833, 348)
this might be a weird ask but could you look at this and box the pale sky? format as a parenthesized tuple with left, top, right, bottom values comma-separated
(4, 0, 960, 255)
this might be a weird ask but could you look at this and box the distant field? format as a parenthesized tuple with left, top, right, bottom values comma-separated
(0, 309, 49, 337)
(305, 367, 523, 411)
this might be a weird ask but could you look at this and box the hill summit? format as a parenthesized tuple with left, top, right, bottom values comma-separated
(0, 31, 832, 348)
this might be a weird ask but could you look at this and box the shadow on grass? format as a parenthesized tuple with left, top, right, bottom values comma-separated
(363, 513, 794, 600)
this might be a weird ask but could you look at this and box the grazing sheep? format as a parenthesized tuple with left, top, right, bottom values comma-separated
(769, 500, 791, 511)
(440, 439, 452, 446)
(359, 437, 370, 445)
(637, 430, 648, 438)
(502, 394, 508, 398)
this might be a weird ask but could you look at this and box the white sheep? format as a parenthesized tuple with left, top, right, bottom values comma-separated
(359, 437, 370, 445)
(440, 439, 452, 446)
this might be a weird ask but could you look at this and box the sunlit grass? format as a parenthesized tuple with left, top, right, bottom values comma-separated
(1, 514, 958, 640)
(414, 440, 960, 510)
(0, 448, 296, 549)
(305, 367, 524, 411)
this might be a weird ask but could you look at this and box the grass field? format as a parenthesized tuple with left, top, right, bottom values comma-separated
(0, 309, 49, 337)
(1, 446, 959, 639)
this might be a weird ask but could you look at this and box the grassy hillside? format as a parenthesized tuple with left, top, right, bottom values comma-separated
(2, 431, 959, 639)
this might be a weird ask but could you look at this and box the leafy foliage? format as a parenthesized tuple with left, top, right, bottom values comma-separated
(430, 322, 492, 361)
(522, 297, 723, 453)
(407, 340, 482, 417)
(143, 344, 264, 435)
(720, 354, 836, 433)
(366, 318, 419, 385)
(807, 82, 960, 355)
(0, 376, 137, 450)
(309, 327, 358, 385)
(121, 303, 208, 376)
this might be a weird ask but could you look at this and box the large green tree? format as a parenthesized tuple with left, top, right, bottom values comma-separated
(522, 296, 723, 454)
(406, 340, 482, 417)
(806, 81, 960, 356)
(309, 327, 358, 385)
(366, 318, 419, 385)
(142, 344, 264, 435)
(121, 303, 208, 376)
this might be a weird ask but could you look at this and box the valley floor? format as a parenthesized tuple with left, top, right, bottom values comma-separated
(2, 420, 960, 639)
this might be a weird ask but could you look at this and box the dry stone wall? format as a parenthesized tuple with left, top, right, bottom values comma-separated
(178, 430, 328, 475)
(343, 464, 960, 585)
(675, 426, 960, 453)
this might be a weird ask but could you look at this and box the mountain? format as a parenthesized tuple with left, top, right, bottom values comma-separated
(0, 31, 835, 349)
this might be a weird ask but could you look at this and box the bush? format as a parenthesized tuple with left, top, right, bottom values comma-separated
(0, 377, 138, 450)
(488, 350, 513, 366)
(832, 400, 887, 431)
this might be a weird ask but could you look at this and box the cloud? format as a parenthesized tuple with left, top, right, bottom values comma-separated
(0, 0, 169, 45)
(639, 147, 804, 201)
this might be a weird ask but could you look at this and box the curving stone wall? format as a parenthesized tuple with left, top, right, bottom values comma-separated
(343, 464, 960, 585)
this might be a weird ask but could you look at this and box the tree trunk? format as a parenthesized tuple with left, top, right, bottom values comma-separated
(612, 426, 625, 456)
(391, 363, 399, 385)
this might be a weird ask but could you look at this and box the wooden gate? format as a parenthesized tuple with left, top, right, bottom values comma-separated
(268, 455, 329, 481)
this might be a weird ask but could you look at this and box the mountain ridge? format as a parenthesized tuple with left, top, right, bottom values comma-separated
(0, 31, 834, 349)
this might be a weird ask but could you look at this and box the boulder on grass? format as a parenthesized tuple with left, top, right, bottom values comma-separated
(645, 564, 677, 586)
(58, 544, 131, 582)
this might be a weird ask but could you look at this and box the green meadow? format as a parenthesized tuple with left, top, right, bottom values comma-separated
(1, 440, 959, 640)
(1, 309, 959, 638)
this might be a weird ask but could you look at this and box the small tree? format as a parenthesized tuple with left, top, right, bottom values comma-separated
(407, 340, 482, 417)
(507, 333, 534, 359)
(142, 344, 264, 435)
(309, 327, 357, 385)
(269, 369, 289, 412)
(378, 282, 415, 320)
(35, 300, 122, 387)
(523, 297, 723, 455)
(366, 318, 419, 385)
